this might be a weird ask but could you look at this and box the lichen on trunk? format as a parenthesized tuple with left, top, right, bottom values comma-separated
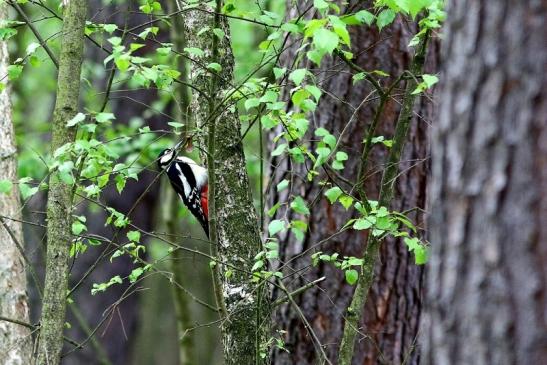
(179, 1, 269, 364)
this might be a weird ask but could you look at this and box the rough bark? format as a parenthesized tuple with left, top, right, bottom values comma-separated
(181, 2, 269, 364)
(422, 1, 547, 364)
(36, 1, 88, 364)
(0, 3, 32, 364)
(269, 2, 436, 364)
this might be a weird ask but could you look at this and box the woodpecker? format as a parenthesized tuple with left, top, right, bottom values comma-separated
(158, 144, 209, 237)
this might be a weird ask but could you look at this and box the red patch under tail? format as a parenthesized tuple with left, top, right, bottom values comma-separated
(201, 184, 208, 219)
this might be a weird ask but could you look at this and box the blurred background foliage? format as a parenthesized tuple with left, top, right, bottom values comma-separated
(8, 0, 284, 363)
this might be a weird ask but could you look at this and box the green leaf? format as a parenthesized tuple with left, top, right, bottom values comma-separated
(290, 196, 310, 215)
(323, 134, 336, 149)
(71, 221, 86, 235)
(212, 28, 225, 39)
(127, 230, 141, 242)
(313, 128, 328, 137)
(423, 74, 439, 88)
(355, 10, 375, 25)
(273, 67, 287, 79)
(267, 202, 281, 217)
(184, 47, 204, 57)
(345, 269, 358, 285)
(377, 9, 396, 31)
(307, 49, 325, 65)
(251, 260, 264, 272)
(353, 217, 374, 230)
(313, 28, 339, 54)
(207, 63, 222, 72)
(0, 180, 13, 194)
(129, 267, 145, 283)
(329, 16, 350, 46)
(244, 98, 260, 110)
(260, 90, 278, 103)
(339, 195, 354, 210)
(324, 186, 343, 204)
(336, 151, 348, 161)
(276, 179, 289, 192)
(7, 65, 23, 80)
(272, 143, 287, 157)
(261, 115, 278, 129)
(95, 112, 115, 123)
(103, 23, 117, 34)
(268, 220, 286, 236)
(305, 85, 322, 101)
(414, 245, 429, 264)
(108, 36, 122, 46)
(66, 112, 86, 127)
(114, 55, 130, 72)
(313, 0, 329, 10)
(289, 69, 307, 86)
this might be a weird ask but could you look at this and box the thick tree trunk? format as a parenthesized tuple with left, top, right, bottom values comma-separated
(0, 3, 32, 364)
(423, 1, 547, 364)
(181, 2, 269, 364)
(36, 1, 87, 364)
(269, 2, 436, 364)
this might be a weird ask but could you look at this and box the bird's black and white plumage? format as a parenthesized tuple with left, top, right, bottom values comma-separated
(158, 147, 209, 237)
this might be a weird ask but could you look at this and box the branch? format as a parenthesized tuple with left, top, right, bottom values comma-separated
(272, 277, 326, 307)
(10, 1, 59, 69)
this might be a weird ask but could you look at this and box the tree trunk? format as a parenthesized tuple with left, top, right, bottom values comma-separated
(269, 2, 437, 364)
(36, 1, 87, 364)
(422, 1, 547, 364)
(0, 3, 32, 364)
(181, 2, 269, 364)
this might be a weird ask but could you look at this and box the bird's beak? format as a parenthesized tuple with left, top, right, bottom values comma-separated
(173, 139, 185, 151)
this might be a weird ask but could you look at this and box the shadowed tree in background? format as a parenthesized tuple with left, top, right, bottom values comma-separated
(423, 0, 547, 364)
(269, 1, 437, 364)
(0, 2, 32, 363)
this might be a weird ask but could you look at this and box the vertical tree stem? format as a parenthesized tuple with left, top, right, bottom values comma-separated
(337, 31, 430, 365)
(36, 1, 87, 364)
(182, 1, 270, 363)
(0, 3, 32, 363)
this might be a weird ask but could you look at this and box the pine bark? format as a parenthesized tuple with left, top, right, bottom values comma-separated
(36, 1, 88, 364)
(181, 2, 269, 364)
(0, 3, 32, 364)
(422, 1, 547, 364)
(269, 2, 436, 364)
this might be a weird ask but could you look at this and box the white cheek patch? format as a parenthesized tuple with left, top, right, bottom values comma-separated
(160, 151, 174, 166)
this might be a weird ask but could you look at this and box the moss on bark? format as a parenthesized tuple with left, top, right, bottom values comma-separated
(36, 1, 87, 364)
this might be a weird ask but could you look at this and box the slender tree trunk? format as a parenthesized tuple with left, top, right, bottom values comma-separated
(0, 3, 32, 364)
(269, 2, 437, 364)
(181, 2, 269, 364)
(36, 1, 87, 364)
(423, 1, 547, 364)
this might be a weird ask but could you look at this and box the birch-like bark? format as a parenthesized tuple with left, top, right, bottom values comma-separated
(423, 1, 547, 364)
(180, 2, 269, 364)
(0, 3, 32, 364)
(36, 1, 87, 364)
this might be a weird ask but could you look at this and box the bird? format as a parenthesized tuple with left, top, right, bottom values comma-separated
(157, 142, 209, 237)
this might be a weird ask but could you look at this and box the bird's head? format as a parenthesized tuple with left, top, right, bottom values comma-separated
(157, 140, 185, 170)
(157, 148, 174, 170)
